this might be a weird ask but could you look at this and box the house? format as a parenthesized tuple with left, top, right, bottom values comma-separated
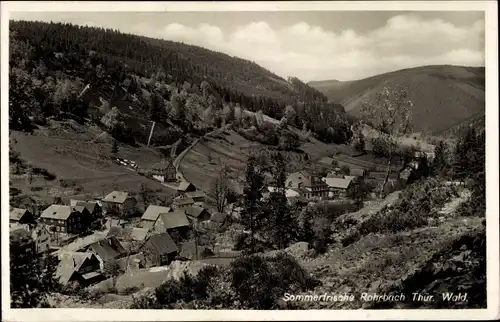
(117, 252, 145, 272)
(39, 205, 91, 234)
(31, 225, 52, 254)
(85, 236, 127, 268)
(101, 191, 137, 217)
(157, 210, 191, 240)
(10, 208, 35, 225)
(56, 251, 104, 286)
(322, 177, 355, 198)
(150, 158, 177, 183)
(318, 157, 336, 166)
(105, 218, 128, 229)
(173, 197, 195, 209)
(185, 205, 211, 223)
(141, 232, 179, 267)
(286, 171, 329, 199)
(141, 205, 172, 227)
(350, 168, 365, 177)
(176, 181, 196, 195)
(267, 187, 301, 199)
(70, 200, 102, 224)
(184, 191, 206, 203)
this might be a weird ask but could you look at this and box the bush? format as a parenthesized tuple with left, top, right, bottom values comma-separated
(119, 286, 140, 295)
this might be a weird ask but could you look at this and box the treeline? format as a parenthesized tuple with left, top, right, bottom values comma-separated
(9, 20, 353, 144)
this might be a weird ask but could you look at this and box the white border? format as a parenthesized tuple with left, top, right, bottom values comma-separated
(1, 1, 498, 321)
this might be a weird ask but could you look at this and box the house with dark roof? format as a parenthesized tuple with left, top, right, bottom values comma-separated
(184, 191, 206, 203)
(322, 177, 355, 198)
(117, 252, 145, 272)
(10, 207, 34, 225)
(155, 210, 192, 241)
(85, 236, 127, 267)
(185, 205, 211, 222)
(56, 251, 104, 286)
(101, 191, 137, 217)
(70, 199, 102, 225)
(141, 205, 172, 226)
(173, 197, 195, 209)
(39, 205, 91, 234)
(140, 232, 179, 267)
(150, 158, 177, 183)
(286, 171, 329, 199)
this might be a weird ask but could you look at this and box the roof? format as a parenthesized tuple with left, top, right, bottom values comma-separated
(61, 234, 102, 252)
(40, 205, 74, 220)
(151, 158, 175, 170)
(344, 175, 357, 181)
(185, 206, 206, 218)
(161, 211, 190, 230)
(89, 236, 126, 261)
(319, 157, 335, 165)
(210, 212, 227, 223)
(323, 177, 353, 189)
(176, 181, 194, 192)
(10, 208, 29, 221)
(10, 223, 30, 233)
(141, 205, 172, 222)
(286, 171, 313, 187)
(350, 168, 365, 177)
(143, 232, 178, 255)
(174, 197, 195, 206)
(140, 220, 156, 230)
(71, 205, 88, 214)
(185, 191, 206, 199)
(130, 228, 150, 241)
(102, 191, 130, 204)
(56, 251, 98, 285)
(117, 252, 145, 271)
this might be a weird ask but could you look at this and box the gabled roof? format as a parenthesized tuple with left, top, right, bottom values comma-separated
(151, 158, 175, 170)
(323, 177, 353, 189)
(71, 200, 100, 214)
(185, 191, 206, 199)
(56, 251, 99, 285)
(88, 236, 126, 261)
(161, 211, 190, 230)
(10, 208, 29, 221)
(141, 205, 172, 222)
(41, 205, 74, 220)
(185, 206, 206, 218)
(319, 157, 335, 165)
(140, 220, 156, 230)
(102, 191, 130, 204)
(350, 168, 365, 177)
(130, 228, 150, 241)
(143, 232, 178, 255)
(174, 197, 195, 206)
(10, 223, 30, 233)
(344, 175, 357, 181)
(176, 181, 194, 192)
(71, 205, 88, 214)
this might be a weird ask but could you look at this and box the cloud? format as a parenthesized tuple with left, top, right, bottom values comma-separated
(14, 13, 484, 81)
(126, 14, 483, 81)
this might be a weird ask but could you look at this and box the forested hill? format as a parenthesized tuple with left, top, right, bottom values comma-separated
(9, 20, 353, 145)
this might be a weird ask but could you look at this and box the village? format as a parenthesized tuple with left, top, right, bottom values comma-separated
(9, 144, 432, 293)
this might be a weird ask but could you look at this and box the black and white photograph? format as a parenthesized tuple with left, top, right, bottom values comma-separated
(1, 1, 498, 321)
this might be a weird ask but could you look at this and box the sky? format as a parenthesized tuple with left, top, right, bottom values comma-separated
(9, 11, 485, 82)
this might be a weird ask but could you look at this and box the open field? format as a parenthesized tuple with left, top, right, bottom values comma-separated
(10, 120, 177, 204)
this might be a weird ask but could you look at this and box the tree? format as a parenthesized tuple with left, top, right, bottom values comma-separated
(10, 230, 59, 307)
(361, 86, 413, 197)
(104, 259, 123, 292)
(139, 183, 151, 206)
(111, 140, 119, 158)
(263, 152, 297, 249)
(241, 156, 265, 254)
(214, 165, 231, 214)
(432, 140, 450, 177)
